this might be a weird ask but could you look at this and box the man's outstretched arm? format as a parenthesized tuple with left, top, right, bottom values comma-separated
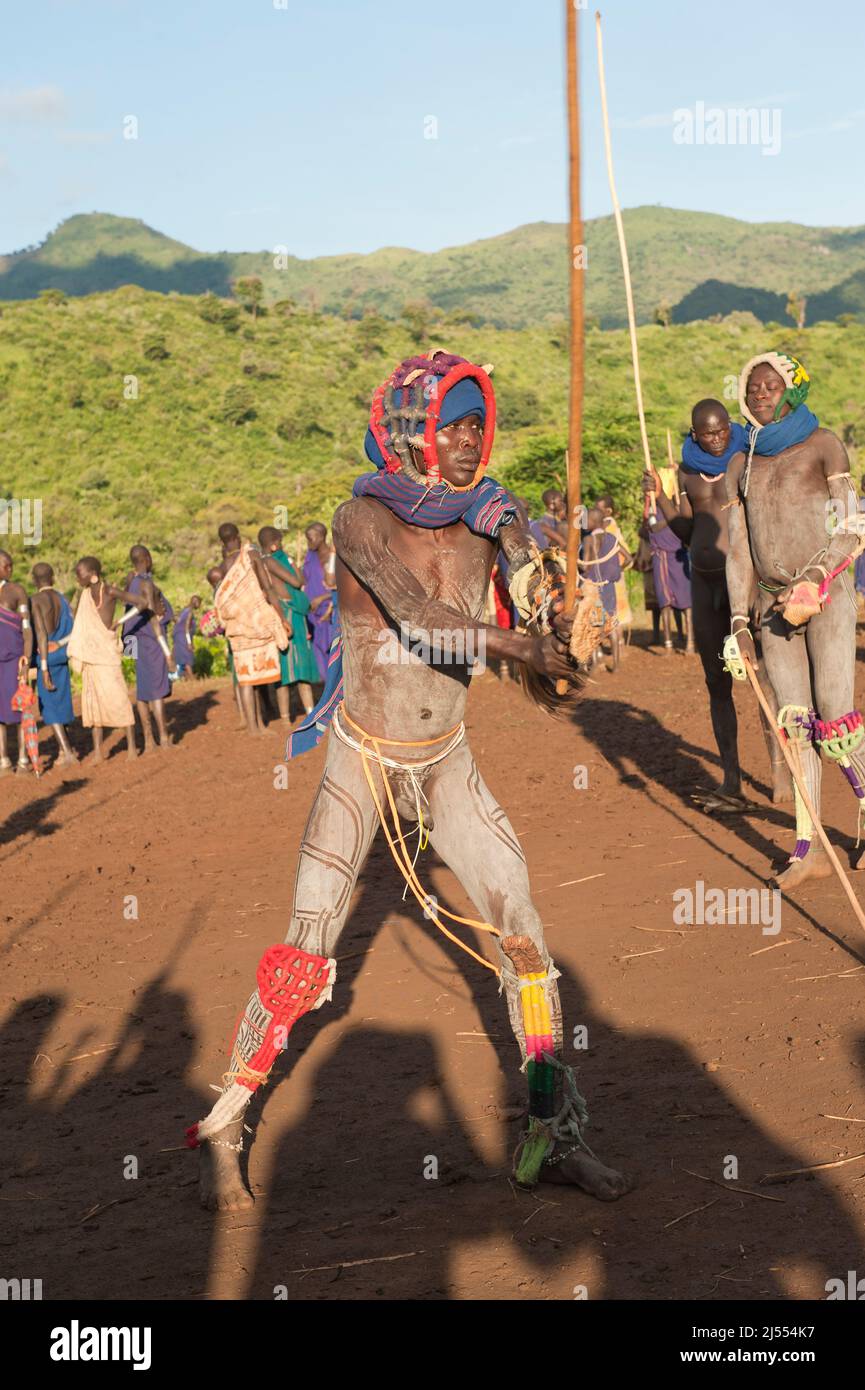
(332, 499, 575, 682)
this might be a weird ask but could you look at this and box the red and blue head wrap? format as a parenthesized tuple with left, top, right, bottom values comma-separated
(355, 351, 516, 535)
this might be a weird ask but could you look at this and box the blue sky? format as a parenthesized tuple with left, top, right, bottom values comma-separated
(1, 0, 863, 258)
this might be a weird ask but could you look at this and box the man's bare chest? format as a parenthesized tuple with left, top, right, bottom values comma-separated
(744, 452, 830, 538)
(683, 474, 726, 515)
(388, 524, 494, 607)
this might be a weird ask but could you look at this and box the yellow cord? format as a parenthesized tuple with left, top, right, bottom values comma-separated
(344, 714, 502, 975)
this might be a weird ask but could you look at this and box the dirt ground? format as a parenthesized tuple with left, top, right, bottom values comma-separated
(4, 633, 865, 1302)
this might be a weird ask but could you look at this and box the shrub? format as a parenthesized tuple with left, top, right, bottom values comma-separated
(496, 385, 541, 430)
(220, 384, 256, 425)
(193, 635, 229, 678)
(143, 333, 169, 361)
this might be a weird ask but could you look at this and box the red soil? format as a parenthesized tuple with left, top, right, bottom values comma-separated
(3, 639, 865, 1300)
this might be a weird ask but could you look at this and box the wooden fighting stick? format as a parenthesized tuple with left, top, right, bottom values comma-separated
(743, 658, 865, 936)
(557, 0, 584, 696)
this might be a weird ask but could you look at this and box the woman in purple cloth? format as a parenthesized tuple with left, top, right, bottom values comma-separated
(582, 506, 631, 670)
(172, 595, 201, 678)
(303, 522, 339, 681)
(122, 545, 175, 750)
(0, 550, 32, 773)
(648, 512, 694, 653)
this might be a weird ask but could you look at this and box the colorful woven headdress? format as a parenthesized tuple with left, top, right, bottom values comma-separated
(739, 351, 811, 428)
(364, 351, 496, 490)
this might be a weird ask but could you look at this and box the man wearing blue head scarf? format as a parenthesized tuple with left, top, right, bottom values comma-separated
(725, 352, 865, 890)
(644, 398, 789, 815)
(190, 350, 633, 1213)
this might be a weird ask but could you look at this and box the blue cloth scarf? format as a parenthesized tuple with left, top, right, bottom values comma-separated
(681, 421, 750, 476)
(285, 632, 344, 760)
(352, 470, 517, 536)
(749, 405, 819, 457)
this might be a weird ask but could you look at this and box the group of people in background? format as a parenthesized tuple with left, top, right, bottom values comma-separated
(488, 488, 634, 673)
(6, 460, 787, 774)
(0, 520, 340, 772)
(203, 521, 338, 738)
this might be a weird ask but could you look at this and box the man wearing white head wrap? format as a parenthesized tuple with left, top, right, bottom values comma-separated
(724, 352, 865, 888)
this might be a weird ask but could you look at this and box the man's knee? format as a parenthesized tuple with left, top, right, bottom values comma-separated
(486, 886, 545, 944)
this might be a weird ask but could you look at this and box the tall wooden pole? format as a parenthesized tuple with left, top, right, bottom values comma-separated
(555, 0, 584, 697)
(564, 0, 583, 611)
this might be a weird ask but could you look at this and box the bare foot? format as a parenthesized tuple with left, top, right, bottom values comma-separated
(0, 759, 12, 777)
(771, 771, 794, 804)
(853, 847, 865, 871)
(126, 747, 138, 760)
(772, 850, 833, 890)
(59, 751, 79, 767)
(198, 1121, 254, 1213)
(540, 1146, 634, 1201)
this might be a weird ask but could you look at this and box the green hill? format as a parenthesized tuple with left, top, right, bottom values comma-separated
(3, 208, 865, 328)
(1, 287, 864, 611)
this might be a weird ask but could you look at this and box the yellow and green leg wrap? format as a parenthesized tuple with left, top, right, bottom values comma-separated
(501, 934, 590, 1188)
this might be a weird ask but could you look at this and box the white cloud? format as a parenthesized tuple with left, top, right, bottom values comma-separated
(0, 85, 66, 123)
